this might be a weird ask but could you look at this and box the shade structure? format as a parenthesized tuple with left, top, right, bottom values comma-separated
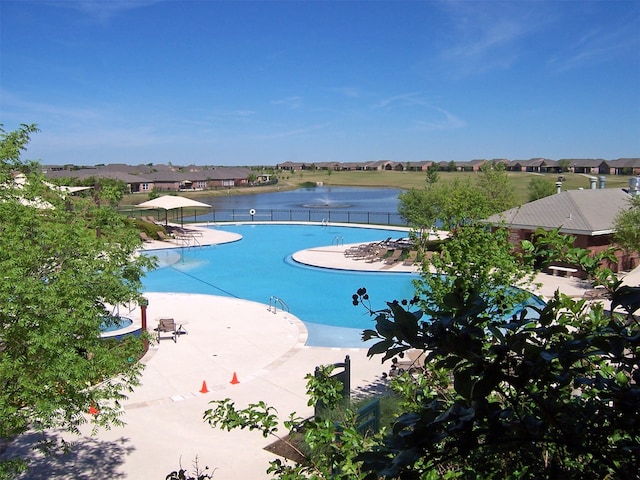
(138, 195, 212, 227)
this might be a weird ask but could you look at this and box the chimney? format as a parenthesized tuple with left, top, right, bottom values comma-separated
(590, 177, 597, 189)
(598, 176, 606, 189)
(555, 181, 562, 194)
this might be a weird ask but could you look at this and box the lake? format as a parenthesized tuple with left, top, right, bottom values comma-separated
(185, 186, 406, 225)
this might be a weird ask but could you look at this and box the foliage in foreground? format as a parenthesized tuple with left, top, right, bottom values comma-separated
(352, 226, 638, 478)
(0, 125, 154, 478)
(204, 366, 383, 479)
(190, 218, 639, 479)
(356, 281, 639, 479)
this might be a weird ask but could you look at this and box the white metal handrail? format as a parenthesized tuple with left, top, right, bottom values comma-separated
(268, 295, 290, 313)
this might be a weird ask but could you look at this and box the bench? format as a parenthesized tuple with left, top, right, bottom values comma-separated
(549, 265, 578, 277)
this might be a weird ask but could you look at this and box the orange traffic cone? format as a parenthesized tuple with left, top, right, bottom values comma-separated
(230, 372, 239, 385)
(200, 380, 209, 393)
(88, 405, 99, 415)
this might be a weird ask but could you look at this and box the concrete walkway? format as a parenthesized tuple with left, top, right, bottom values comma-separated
(7, 222, 630, 480)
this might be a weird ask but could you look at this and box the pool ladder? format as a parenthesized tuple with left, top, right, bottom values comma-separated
(268, 296, 290, 314)
(332, 236, 344, 246)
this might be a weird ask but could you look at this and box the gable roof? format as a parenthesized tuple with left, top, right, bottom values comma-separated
(486, 188, 632, 236)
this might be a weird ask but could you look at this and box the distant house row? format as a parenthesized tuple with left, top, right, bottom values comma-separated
(41, 164, 263, 194)
(276, 157, 640, 175)
(40, 157, 640, 194)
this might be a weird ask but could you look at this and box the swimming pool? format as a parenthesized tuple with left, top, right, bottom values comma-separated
(142, 224, 418, 347)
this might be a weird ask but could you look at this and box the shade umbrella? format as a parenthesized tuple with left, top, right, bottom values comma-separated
(137, 195, 212, 227)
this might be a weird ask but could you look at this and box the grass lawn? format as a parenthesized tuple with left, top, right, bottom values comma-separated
(123, 169, 631, 206)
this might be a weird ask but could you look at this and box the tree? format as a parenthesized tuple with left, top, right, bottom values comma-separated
(415, 222, 536, 317)
(398, 178, 492, 233)
(477, 161, 518, 213)
(0, 125, 154, 478)
(557, 159, 571, 172)
(447, 160, 457, 172)
(527, 176, 557, 202)
(424, 164, 439, 186)
(614, 194, 640, 264)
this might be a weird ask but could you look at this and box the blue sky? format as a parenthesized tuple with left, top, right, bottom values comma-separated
(1, 0, 639, 166)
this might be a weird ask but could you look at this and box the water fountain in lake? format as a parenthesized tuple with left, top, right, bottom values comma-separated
(301, 192, 352, 209)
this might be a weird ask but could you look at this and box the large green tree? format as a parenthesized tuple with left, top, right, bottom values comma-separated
(398, 178, 491, 232)
(477, 161, 518, 214)
(0, 125, 153, 478)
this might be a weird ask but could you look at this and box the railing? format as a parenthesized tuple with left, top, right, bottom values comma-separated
(355, 399, 381, 436)
(206, 208, 406, 226)
(268, 296, 290, 314)
(122, 206, 406, 226)
(173, 232, 201, 248)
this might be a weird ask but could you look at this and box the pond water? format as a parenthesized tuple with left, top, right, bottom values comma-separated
(201, 186, 403, 211)
(180, 186, 405, 225)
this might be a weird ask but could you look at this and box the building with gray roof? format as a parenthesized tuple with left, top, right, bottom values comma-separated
(487, 187, 636, 273)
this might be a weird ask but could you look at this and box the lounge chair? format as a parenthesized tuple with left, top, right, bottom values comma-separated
(157, 231, 171, 241)
(139, 232, 153, 243)
(402, 251, 418, 266)
(344, 244, 370, 257)
(156, 318, 178, 342)
(383, 249, 403, 265)
(365, 247, 388, 263)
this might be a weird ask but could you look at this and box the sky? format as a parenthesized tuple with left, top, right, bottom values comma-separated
(1, 0, 639, 166)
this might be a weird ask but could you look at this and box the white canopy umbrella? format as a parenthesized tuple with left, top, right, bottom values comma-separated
(137, 195, 212, 227)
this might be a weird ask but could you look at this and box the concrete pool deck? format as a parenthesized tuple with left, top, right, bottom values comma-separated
(8, 222, 634, 479)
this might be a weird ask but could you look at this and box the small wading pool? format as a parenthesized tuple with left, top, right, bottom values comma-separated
(100, 315, 142, 340)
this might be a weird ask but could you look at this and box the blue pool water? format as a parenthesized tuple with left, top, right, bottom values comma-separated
(142, 224, 418, 347)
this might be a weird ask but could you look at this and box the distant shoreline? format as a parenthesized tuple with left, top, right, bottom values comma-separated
(122, 170, 632, 206)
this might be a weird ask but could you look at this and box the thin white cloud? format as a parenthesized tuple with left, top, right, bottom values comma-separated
(547, 17, 640, 73)
(1, 90, 105, 123)
(271, 96, 303, 110)
(255, 122, 331, 141)
(330, 87, 362, 98)
(369, 92, 465, 131)
(39, 0, 166, 23)
(437, 1, 552, 76)
(413, 107, 466, 131)
(371, 92, 426, 110)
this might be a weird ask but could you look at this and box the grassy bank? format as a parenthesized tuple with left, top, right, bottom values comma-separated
(122, 170, 630, 206)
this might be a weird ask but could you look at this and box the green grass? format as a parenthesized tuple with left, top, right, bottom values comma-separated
(277, 169, 629, 204)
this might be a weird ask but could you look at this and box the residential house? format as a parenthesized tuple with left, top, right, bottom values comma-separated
(204, 167, 252, 188)
(565, 159, 610, 175)
(508, 158, 560, 173)
(609, 158, 640, 175)
(43, 167, 154, 194)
